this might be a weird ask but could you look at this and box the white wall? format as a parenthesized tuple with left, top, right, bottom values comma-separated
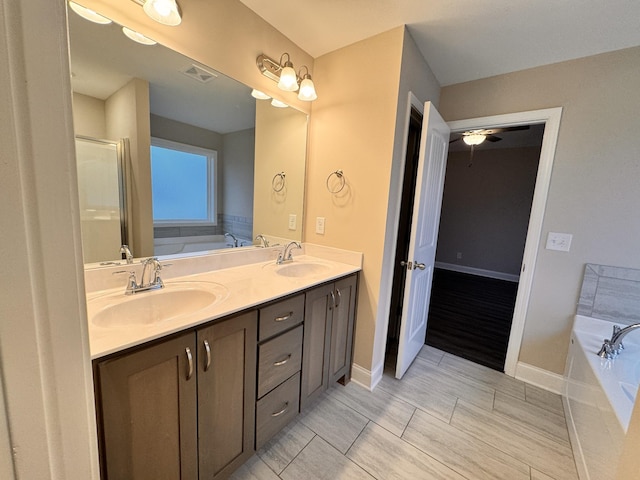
(439, 46, 640, 374)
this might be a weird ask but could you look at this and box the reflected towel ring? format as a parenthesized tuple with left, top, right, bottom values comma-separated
(326, 169, 345, 194)
(272, 172, 286, 192)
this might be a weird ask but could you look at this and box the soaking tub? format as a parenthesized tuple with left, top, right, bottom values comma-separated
(154, 235, 251, 255)
(564, 315, 640, 480)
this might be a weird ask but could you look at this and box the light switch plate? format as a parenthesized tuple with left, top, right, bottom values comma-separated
(315, 217, 325, 234)
(288, 214, 296, 231)
(546, 232, 572, 252)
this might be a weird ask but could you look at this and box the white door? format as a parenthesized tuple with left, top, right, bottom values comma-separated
(396, 102, 450, 378)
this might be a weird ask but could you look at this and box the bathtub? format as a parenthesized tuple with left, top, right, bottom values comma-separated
(564, 315, 639, 480)
(154, 235, 252, 256)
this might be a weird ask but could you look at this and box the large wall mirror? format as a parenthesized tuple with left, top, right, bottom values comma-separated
(68, 10, 308, 265)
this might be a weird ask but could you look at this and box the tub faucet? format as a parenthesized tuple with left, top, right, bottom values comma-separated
(597, 323, 640, 359)
(120, 244, 133, 264)
(255, 234, 269, 248)
(277, 241, 301, 264)
(225, 232, 238, 247)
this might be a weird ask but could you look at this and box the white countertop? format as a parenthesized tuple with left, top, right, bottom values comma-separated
(86, 246, 362, 360)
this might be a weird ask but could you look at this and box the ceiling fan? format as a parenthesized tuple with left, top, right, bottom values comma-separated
(449, 125, 531, 166)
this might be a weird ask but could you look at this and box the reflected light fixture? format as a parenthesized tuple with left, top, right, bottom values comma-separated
(251, 89, 271, 100)
(271, 99, 288, 108)
(463, 133, 486, 146)
(256, 52, 318, 101)
(122, 27, 157, 45)
(68, 1, 112, 24)
(143, 0, 182, 26)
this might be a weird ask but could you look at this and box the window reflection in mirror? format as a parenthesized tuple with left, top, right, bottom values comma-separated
(67, 8, 307, 266)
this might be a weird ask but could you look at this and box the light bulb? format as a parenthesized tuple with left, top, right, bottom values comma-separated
(297, 76, 317, 101)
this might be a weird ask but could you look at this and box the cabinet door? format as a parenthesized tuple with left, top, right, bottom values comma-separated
(329, 274, 358, 384)
(197, 311, 257, 479)
(300, 283, 333, 411)
(97, 333, 197, 480)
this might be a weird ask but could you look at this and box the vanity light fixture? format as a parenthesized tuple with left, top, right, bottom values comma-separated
(256, 53, 318, 101)
(251, 89, 271, 100)
(271, 99, 288, 108)
(142, 0, 182, 26)
(122, 27, 157, 45)
(462, 133, 486, 146)
(68, 1, 112, 24)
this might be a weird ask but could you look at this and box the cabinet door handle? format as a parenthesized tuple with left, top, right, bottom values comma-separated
(203, 339, 211, 372)
(271, 402, 289, 417)
(335, 288, 342, 308)
(185, 347, 194, 380)
(273, 354, 292, 366)
(330, 290, 336, 309)
(274, 312, 293, 322)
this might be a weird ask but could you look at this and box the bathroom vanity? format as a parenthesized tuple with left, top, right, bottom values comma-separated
(87, 246, 361, 480)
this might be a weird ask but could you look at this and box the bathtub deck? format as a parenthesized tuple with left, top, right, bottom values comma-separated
(231, 346, 578, 480)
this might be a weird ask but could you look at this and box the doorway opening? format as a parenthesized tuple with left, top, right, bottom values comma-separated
(425, 124, 544, 371)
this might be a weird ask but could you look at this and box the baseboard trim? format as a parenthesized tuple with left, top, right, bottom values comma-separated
(514, 362, 566, 394)
(350, 362, 384, 391)
(435, 262, 520, 283)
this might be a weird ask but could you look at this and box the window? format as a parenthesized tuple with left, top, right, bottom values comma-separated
(150, 138, 217, 225)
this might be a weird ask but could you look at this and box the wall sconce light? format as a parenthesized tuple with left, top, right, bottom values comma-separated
(68, 1, 112, 24)
(271, 99, 288, 108)
(142, 0, 182, 26)
(256, 53, 318, 101)
(122, 27, 157, 45)
(251, 89, 271, 100)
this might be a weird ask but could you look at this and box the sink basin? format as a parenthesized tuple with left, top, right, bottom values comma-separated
(264, 261, 332, 278)
(88, 281, 228, 328)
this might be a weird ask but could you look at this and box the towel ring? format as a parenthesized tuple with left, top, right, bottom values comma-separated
(272, 172, 286, 192)
(326, 169, 345, 194)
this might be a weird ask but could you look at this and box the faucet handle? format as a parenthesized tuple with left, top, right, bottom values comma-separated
(113, 270, 139, 294)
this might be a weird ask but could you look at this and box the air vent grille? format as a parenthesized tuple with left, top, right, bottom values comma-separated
(181, 64, 218, 83)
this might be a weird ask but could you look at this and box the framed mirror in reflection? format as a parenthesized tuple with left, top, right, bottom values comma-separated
(67, 9, 307, 266)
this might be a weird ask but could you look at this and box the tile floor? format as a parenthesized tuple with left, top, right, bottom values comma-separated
(231, 346, 578, 480)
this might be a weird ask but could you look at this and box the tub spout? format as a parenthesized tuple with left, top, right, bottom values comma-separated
(597, 323, 640, 359)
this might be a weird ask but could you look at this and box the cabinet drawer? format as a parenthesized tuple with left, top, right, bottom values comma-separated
(258, 325, 303, 398)
(256, 373, 300, 449)
(259, 294, 304, 341)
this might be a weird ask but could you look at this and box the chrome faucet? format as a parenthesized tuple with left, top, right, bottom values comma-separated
(115, 257, 165, 295)
(255, 234, 269, 248)
(225, 232, 238, 247)
(277, 241, 301, 264)
(597, 323, 640, 358)
(120, 244, 133, 264)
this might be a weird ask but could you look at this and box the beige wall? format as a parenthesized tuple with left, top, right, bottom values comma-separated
(79, 0, 312, 114)
(304, 27, 407, 372)
(106, 78, 154, 257)
(436, 147, 540, 276)
(222, 128, 255, 222)
(439, 46, 640, 374)
(72, 92, 106, 138)
(150, 113, 223, 151)
(254, 100, 306, 240)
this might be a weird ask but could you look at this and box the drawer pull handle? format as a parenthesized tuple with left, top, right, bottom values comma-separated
(185, 347, 194, 380)
(274, 312, 293, 322)
(273, 354, 292, 366)
(335, 288, 342, 308)
(271, 402, 289, 417)
(203, 339, 211, 372)
(330, 291, 336, 309)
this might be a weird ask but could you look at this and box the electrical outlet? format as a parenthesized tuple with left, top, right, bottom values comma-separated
(288, 214, 296, 231)
(546, 232, 572, 252)
(315, 217, 325, 235)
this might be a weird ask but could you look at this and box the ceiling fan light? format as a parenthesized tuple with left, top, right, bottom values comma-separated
(143, 0, 182, 26)
(68, 1, 112, 24)
(463, 133, 486, 146)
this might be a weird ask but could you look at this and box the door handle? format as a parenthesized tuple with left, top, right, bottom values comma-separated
(400, 260, 413, 270)
(414, 262, 426, 270)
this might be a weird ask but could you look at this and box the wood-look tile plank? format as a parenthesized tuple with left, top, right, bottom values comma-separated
(229, 455, 280, 480)
(347, 422, 466, 480)
(327, 382, 416, 437)
(493, 391, 570, 444)
(439, 353, 526, 400)
(299, 392, 368, 454)
(402, 408, 530, 480)
(280, 436, 374, 480)
(257, 419, 315, 474)
(451, 401, 578, 480)
(377, 371, 457, 423)
(531, 468, 558, 480)
(525, 383, 565, 417)
(417, 345, 445, 365)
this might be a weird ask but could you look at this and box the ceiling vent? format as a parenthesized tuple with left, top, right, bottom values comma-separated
(181, 64, 218, 83)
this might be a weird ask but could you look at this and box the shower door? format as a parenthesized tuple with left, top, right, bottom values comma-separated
(75, 136, 128, 264)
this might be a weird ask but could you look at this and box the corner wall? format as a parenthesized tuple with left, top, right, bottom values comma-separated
(439, 46, 640, 374)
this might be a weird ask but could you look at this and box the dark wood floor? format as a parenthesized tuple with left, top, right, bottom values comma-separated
(425, 268, 518, 371)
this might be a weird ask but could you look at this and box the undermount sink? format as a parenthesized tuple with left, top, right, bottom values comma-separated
(88, 281, 228, 328)
(264, 260, 332, 278)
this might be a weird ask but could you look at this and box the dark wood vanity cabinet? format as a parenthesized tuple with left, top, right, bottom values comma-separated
(94, 311, 257, 480)
(301, 274, 358, 411)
